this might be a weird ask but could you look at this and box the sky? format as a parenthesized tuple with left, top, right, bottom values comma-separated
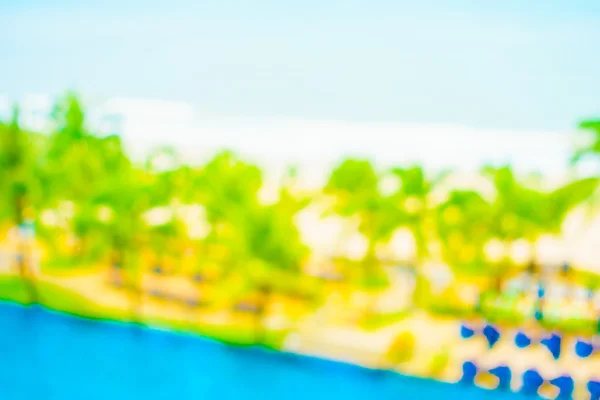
(1, 1, 599, 177)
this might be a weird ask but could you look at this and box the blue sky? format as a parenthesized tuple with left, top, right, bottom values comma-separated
(1, 0, 599, 131)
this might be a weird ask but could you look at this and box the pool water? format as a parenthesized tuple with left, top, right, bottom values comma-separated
(0, 303, 531, 400)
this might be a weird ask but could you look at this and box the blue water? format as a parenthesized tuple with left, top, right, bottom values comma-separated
(0, 303, 531, 400)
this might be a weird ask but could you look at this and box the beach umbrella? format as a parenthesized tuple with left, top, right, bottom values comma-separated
(514, 330, 532, 348)
(540, 333, 562, 360)
(482, 324, 501, 349)
(588, 380, 600, 400)
(488, 365, 512, 391)
(575, 338, 595, 358)
(459, 361, 478, 385)
(549, 375, 574, 400)
(460, 323, 476, 339)
(521, 369, 544, 396)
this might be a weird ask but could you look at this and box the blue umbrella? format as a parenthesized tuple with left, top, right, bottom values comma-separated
(149, 288, 166, 299)
(460, 323, 476, 339)
(459, 361, 478, 385)
(575, 338, 594, 358)
(514, 331, 532, 348)
(521, 369, 544, 396)
(549, 375, 574, 400)
(482, 324, 500, 348)
(488, 365, 512, 390)
(540, 333, 562, 360)
(588, 380, 600, 400)
(537, 282, 545, 299)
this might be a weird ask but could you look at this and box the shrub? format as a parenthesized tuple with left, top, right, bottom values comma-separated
(427, 347, 450, 378)
(386, 331, 415, 364)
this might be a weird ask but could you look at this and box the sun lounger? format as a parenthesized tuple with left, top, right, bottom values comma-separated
(521, 369, 544, 396)
(233, 302, 261, 314)
(112, 280, 125, 289)
(184, 297, 206, 308)
(316, 271, 345, 282)
(488, 365, 511, 390)
(149, 288, 167, 300)
(170, 293, 205, 308)
(549, 375, 574, 400)
(163, 292, 179, 302)
(152, 265, 163, 275)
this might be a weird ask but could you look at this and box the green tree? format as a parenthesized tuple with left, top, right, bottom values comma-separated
(387, 166, 449, 264)
(572, 120, 600, 165)
(485, 166, 597, 282)
(38, 94, 119, 263)
(94, 162, 152, 321)
(483, 166, 531, 290)
(325, 159, 399, 287)
(143, 146, 192, 273)
(435, 190, 493, 276)
(0, 107, 40, 300)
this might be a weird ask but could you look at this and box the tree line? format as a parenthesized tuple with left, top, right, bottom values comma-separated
(1, 94, 599, 303)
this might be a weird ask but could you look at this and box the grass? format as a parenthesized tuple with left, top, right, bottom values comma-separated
(420, 287, 599, 334)
(359, 310, 412, 330)
(539, 314, 598, 335)
(0, 274, 288, 349)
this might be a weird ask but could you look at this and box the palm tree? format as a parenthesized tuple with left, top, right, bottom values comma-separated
(0, 107, 39, 301)
(99, 169, 151, 322)
(483, 166, 530, 291)
(572, 120, 600, 165)
(485, 166, 598, 320)
(528, 178, 598, 312)
(324, 159, 401, 287)
(387, 166, 448, 266)
(434, 189, 501, 316)
(197, 152, 309, 343)
(435, 190, 494, 277)
(40, 94, 122, 265)
(243, 196, 309, 344)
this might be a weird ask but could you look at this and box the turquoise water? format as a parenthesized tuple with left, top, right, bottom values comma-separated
(0, 303, 531, 400)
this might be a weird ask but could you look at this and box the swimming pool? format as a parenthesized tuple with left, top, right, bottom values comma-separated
(0, 303, 531, 399)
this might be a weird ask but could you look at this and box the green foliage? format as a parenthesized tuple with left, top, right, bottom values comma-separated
(572, 119, 600, 164)
(0, 275, 288, 348)
(0, 109, 41, 224)
(427, 347, 450, 378)
(359, 310, 411, 330)
(435, 190, 492, 273)
(325, 159, 378, 212)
